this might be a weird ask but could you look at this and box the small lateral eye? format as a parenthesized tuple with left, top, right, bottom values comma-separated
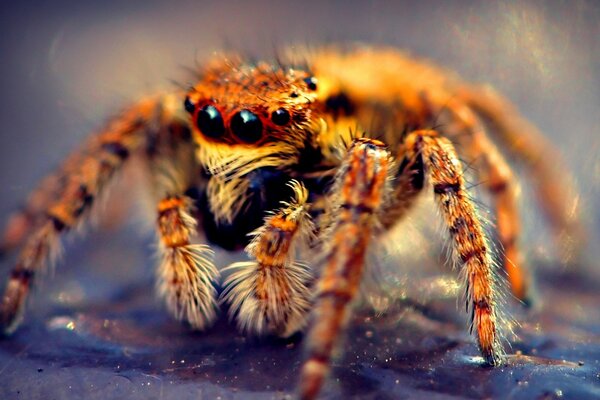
(197, 105, 225, 138)
(303, 77, 317, 91)
(184, 96, 195, 114)
(271, 108, 291, 126)
(230, 110, 263, 143)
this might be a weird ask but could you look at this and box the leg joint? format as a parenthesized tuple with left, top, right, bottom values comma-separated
(10, 268, 34, 285)
(434, 181, 461, 194)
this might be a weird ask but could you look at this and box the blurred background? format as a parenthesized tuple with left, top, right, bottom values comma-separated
(0, 0, 598, 259)
(0, 1, 598, 399)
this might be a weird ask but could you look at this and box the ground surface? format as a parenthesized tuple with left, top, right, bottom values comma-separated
(0, 230, 598, 400)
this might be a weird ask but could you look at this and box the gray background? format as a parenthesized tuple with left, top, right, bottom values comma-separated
(0, 0, 598, 254)
(0, 1, 598, 399)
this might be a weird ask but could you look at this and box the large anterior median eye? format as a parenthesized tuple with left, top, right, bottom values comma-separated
(197, 105, 225, 138)
(230, 109, 263, 143)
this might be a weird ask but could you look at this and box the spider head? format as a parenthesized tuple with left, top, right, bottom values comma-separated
(183, 56, 325, 227)
(185, 57, 321, 148)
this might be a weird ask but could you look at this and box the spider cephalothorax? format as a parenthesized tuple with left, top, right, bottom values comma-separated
(183, 59, 328, 248)
(0, 46, 581, 400)
(187, 59, 320, 147)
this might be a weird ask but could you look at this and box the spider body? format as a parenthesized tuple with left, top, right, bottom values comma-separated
(0, 46, 581, 399)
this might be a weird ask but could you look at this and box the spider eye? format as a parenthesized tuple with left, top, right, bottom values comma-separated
(271, 108, 291, 126)
(184, 96, 195, 114)
(303, 77, 317, 91)
(197, 105, 225, 138)
(230, 110, 263, 143)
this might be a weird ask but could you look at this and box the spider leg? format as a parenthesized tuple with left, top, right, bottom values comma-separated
(149, 132, 221, 330)
(444, 100, 531, 303)
(155, 195, 219, 330)
(0, 150, 86, 257)
(406, 130, 503, 365)
(0, 94, 180, 334)
(221, 180, 313, 337)
(457, 85, 583, 263)
(380, 136, 427, 229)
(300, 138, 392, 400)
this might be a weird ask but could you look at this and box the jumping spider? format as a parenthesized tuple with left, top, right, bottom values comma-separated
(0, 46, 581, 399)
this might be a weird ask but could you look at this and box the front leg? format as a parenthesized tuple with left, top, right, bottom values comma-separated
(221, 180, 313, 337)
(300, 138, 393, 400)
(150, 137, 220, 330)
(156, 194, 219, 330)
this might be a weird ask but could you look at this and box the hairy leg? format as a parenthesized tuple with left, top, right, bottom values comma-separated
(405, 130, 503, 365)
(156, 195, 219, 330)
(444, 99, 530, 303)
(299, 138, 392, 400)
(221, 180, 313, 337)
(0, 94, 181, 334)
(457, 85, 583, 262)
(0, 151, 85, 257)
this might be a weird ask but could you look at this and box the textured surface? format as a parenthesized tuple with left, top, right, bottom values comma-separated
(0, 249, 598, 399)
(0, 1, 599, 399)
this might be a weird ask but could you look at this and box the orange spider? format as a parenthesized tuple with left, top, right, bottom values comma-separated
(0, 46, 581, 399)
